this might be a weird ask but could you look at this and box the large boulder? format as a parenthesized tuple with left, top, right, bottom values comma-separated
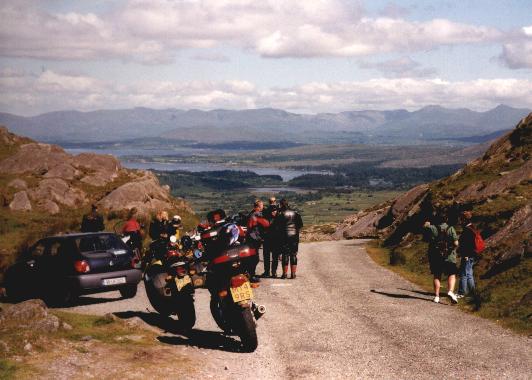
(98, 172, 174, 215)
(7, 179, 27, 190)
(29, 178, 86, 207)
(74, 153, 121, 186)
(9, 191, 32, 211)
(0, 299, 61, 333)
(44, 163, 80, 180)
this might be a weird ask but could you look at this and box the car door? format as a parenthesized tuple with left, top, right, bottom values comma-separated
(37, 239, 64, 296)
(13, 240, 48, 298)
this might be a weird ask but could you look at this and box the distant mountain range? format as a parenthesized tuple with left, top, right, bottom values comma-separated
(0, 105, 529, 145)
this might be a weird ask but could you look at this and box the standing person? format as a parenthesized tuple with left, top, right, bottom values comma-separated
(276, 199, 303, 279)
(268, 206, 282, 278)
(423, 214, 459, 303)
(247, 200, 270, 283)
(149, 210, 169, 258)
(122, 207, 142, 252)
(260, 197, 278, 278)
(457, 211, 479, 298)
(81, 204, 105, 232)
(168, 215, 182, 241)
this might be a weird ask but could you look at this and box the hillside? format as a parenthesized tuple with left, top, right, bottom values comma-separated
(0, 127, 196, 278)
(334, 113, 531, 331)
(0, 105, 529, 144)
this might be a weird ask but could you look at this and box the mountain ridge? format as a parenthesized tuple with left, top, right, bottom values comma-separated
(0, 105, 529, 144)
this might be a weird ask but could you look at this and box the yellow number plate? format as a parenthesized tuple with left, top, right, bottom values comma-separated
(175, 275, 192, 291)
(230, 281, 253, 303)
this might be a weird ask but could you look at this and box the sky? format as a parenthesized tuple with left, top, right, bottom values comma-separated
(0, 0, 531, 116)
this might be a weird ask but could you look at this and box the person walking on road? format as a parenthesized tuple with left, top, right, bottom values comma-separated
(457, 211, 480, 298)
(275, 199, 303, 279)
(81, 204, 105, 233)
(423, 213, 459, 303)
(247, 199, 270, 283)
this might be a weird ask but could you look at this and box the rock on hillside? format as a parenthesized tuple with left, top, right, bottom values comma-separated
(0, 126, 191, 216)
(335, 113, 532, 276)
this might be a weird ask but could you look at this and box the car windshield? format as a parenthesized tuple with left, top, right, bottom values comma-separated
(76, 234, 126, 253)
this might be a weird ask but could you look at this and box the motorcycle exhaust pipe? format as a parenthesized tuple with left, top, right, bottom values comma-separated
(252, 303, 266, 320)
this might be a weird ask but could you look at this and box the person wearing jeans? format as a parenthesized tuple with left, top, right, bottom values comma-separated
(457, 211, 477, 298)
(458, 257, 475, 297)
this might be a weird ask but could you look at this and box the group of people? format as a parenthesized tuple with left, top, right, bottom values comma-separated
(80, 197, 303, 282)
(423, 210, 482, 304)
(247, 197, 303, 281)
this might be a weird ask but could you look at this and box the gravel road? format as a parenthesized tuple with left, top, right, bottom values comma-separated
(63, 240, 531, 379)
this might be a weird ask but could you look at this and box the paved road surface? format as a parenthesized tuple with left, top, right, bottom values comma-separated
(64, 240, 532, 379)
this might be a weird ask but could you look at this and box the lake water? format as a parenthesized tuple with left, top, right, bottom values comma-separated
(65, 147, 330, 181)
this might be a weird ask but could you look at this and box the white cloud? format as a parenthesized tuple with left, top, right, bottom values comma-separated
(358, 57, 437, 78)
(499, 26, 532, 69)
(0, 1, 506, 63)
(1, 69, 530, 115)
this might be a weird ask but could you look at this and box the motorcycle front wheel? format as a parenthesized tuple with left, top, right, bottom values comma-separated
(209, 297, 234, 334)
(176, 294, 196, 330)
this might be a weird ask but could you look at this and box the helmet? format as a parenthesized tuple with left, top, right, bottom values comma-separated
(173, 215, 181, 223)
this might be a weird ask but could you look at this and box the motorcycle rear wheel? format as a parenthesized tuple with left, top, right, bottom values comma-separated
(236, 307, 258, 352)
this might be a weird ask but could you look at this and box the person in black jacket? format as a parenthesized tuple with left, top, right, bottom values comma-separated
(275, 199, 303, 279)
(260, 197, 278, 278)
(457, 211, 477, 298)
(81, 204, 105, 233)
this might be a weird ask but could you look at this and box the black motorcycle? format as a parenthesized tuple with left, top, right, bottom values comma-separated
(143, 236, 204, 330)
(201, 221, 266, 352)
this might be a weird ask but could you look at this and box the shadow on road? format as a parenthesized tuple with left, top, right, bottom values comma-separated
(397, 288, 434, 297)
(158, 330, 242, 353)
(370, 289, 431, 302)
(114, 310, 242, 353)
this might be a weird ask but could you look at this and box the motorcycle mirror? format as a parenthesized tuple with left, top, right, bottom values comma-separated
(169, 235, 178, 243)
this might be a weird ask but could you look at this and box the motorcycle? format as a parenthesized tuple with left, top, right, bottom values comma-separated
(201, 219, 266, 352)
(143, 235, 205, 330)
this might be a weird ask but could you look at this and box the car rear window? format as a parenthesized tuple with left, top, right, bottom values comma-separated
(76, 235, 127, 253)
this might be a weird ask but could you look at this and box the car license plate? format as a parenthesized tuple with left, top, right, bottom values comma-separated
(102, 277, 126, 286)
(175, 275, 191, 291)
(230, 281, 253, 302)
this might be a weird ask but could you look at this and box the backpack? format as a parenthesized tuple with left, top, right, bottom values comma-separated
(435, 224, 451, 258)
(468, 226, 486, 256)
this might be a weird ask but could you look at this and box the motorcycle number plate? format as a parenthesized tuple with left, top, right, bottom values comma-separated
(230, 281, 253, 303)
(175, 275, 191, 291)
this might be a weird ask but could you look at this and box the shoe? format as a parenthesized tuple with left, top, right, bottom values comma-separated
(260, 272, 270, 278)
(290, 273, 296, 279)
(250, 276, 261, 283)
(271, 273, 277, 278)
(456, 294, 465, 299)
(433, 296, 440, 303)
(280, 274, 287, 279)
(448, 291, 458, 304)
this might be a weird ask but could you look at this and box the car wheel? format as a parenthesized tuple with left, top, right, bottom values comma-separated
(119, 285, 138, 299)
(44, 287, 76, 307)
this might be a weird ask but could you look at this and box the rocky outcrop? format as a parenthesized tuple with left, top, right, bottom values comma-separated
(333, 207, 390, 239)
(0, 143, 71, 175)
(335, 113, 531, 279)
(1, 127, 190, 218)
(9, 191, 32, 211)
